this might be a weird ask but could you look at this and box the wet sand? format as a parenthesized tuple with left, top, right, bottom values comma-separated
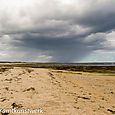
(0, 67, 115, 115)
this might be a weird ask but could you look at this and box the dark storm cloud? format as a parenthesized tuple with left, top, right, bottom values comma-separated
(9, 32, 107, 62)
(77, 8, 115, 33)
(0, 0, 115, 62)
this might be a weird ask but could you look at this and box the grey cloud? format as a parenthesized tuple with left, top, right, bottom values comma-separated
(7, 33, 106, 62)
(0, 0, 115, 62)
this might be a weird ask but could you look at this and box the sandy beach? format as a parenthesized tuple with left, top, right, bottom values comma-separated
(0, 67, 115, 115)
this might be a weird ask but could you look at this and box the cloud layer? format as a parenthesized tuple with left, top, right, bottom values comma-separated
(0, 0, 115, 62)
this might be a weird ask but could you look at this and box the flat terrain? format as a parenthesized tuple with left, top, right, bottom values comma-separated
(0, 67, 115, 115)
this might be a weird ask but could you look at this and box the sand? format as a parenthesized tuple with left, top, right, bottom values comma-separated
(0, 67, 115, 115)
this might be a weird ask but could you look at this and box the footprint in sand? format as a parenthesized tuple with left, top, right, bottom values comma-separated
(11, 102, 23, 109)
(0, 97, 9, 102)
(23, 87, 35, 92)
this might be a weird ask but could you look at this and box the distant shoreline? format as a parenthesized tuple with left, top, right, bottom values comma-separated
(0, 62, 115, 66)
(0, 62, 115, 74)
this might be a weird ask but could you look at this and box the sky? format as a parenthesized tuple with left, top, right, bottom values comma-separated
(0, 0, 115, 62)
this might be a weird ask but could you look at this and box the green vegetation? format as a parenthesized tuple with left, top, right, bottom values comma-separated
(0, 62, 115, 74)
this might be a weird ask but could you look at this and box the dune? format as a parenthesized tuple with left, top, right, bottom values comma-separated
(0, 67, 115, 115)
